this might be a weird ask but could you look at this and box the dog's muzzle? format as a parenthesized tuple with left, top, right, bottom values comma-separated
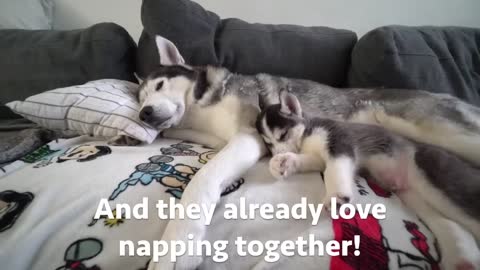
(139, 106, 170, 126)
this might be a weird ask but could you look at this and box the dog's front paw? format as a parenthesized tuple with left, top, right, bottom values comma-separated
(108, 135, 142, 146)
(269, 152, 299, 180)
(322, 192, 352, 213)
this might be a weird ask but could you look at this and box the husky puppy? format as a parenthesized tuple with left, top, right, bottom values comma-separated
(142, 36, 480, 270)
(256, 91, 480, 268)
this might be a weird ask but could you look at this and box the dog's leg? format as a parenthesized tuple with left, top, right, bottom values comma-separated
(148, 129, 267, 270)
(322, 156, 356, 209)
(163, 128, 227, 150)
(397, 190, 480, 270)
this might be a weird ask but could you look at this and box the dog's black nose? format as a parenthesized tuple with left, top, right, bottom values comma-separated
(139, 106, 153, 122)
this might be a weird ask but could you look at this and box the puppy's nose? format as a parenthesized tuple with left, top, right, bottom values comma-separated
(139, 106, 153, 122)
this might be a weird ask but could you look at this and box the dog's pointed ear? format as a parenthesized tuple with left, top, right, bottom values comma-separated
(258, 94, 270, 111)
(155, 35, 185, 66)
(280, 90, 302, 117)
(134, 73, 144, 84)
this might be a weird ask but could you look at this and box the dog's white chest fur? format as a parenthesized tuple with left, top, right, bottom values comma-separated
(181, 95, 259, 141)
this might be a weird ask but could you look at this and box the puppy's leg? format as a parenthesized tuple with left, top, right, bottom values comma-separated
(269, 152, 325, 180)
(163, 128, 227, 150)
(398, 190, 480, 270)
(323, 156, 356, 210)
(148, 130, 267, 270)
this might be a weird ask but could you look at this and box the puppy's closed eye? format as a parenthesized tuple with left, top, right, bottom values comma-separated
(279, 130, 288, 141)
(156, 81, 164, 91)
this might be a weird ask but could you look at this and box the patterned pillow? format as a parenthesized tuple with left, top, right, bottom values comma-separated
(6, 79, 159, 144)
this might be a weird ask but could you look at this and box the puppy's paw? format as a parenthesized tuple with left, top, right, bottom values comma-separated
(322, 193, 352, 213)
(108, 135, 142, 146)
(269, 152, 299, 180)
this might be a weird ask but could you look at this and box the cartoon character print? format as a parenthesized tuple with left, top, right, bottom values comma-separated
(33, 144, 112, 168)
(158, 143, 244, 197)
(157, 161, 200, 199)
(108, 155, 197, 200)
(20, 145, 59, 163)
(57, 145, 111, 163)
(109, 143, 245, 201)
(160, 143, 199, 156)
(331, 177, 439, 270)
(394, 220, 440, 270)
(91, 143, 245, 227)
(0, 190, 34, 232)
(331, 214, 389, 270)
(34, 155, 57, 168)
(56, 238, 103, 270)
(198, 151, 216, 164)
(331, 214, 440, 270)
(89, 209, 125, 227)
(89, 155, 199, 227)
(161, 142, 216, 164)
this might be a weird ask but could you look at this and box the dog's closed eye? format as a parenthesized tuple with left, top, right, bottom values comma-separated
(156, 81, 164, 91)
(279, 130, 288, 141)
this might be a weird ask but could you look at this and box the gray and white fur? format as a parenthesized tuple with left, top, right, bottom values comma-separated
(257, 91, 480, 270)
(257, 89, 480, 232)
(141, 35, 480, 270)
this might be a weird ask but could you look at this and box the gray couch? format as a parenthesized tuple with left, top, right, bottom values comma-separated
(138, 0, 480, 106)
(1, 0, 479, 163)
(0, 22, 137, 120)
(0, 23, 137, 163)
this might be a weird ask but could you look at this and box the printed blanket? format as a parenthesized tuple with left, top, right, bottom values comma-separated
(0, 137, 440, 270)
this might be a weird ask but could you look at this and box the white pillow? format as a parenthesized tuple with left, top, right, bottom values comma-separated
(6, 79, 159, 144)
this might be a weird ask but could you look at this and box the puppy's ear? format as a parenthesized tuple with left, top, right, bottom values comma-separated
(258, 94, 270, 111)
(134, 72, 144, 85)
(155, 35, 185, 66)
(280, 90, 302, 117)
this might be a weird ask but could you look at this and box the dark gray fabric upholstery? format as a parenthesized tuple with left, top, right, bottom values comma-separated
(0, 0, 54, 30)
(0, 23, 137, 119)
(348, 26, 480, 105)
(137, 0, 357, 87)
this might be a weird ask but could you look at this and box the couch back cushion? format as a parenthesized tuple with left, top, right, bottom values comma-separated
(0, 23, 137, 119)
(348, 26, 480, 105)
(0, 0, 54, 30)
(137, 0, 357, 87)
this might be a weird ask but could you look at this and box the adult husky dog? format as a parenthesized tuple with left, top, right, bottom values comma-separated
(139, 36, 480, 270)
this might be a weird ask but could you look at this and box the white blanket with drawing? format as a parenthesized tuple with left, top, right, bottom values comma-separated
(0, 137, 440, 270)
